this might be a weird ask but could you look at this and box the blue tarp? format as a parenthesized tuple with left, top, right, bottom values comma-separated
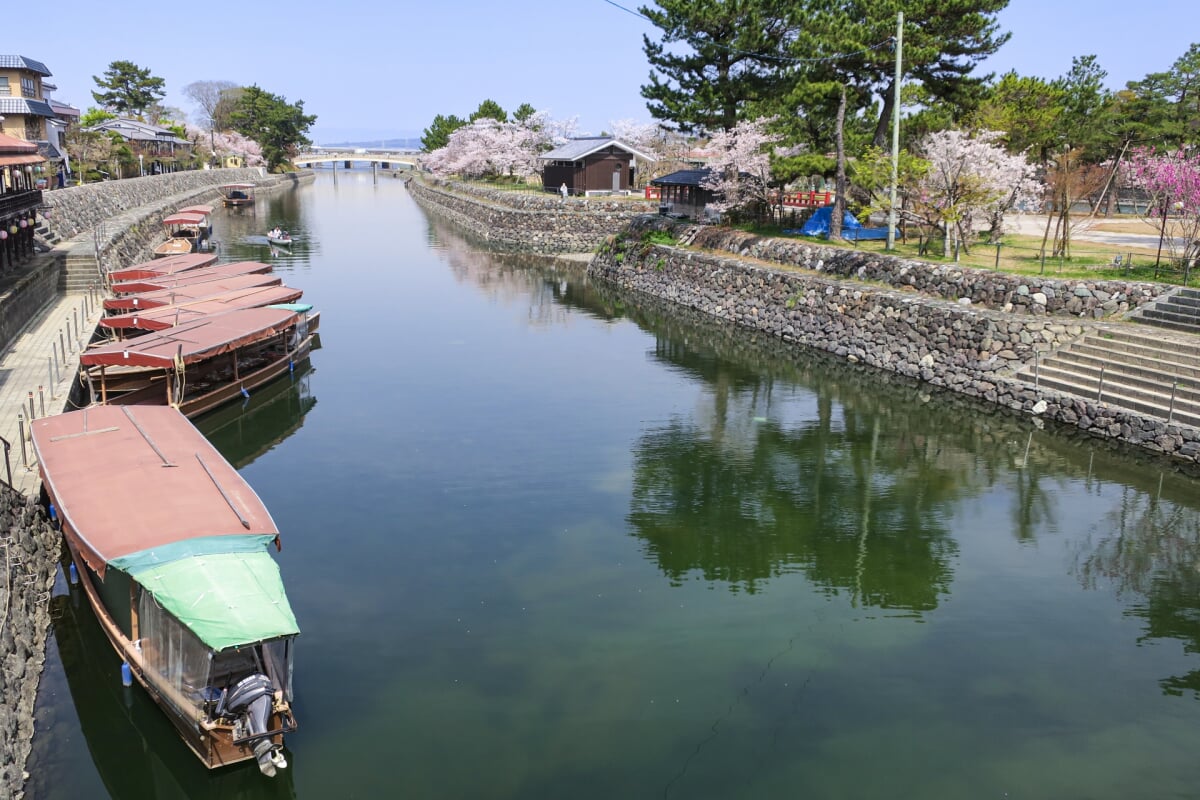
(788, 206, 889, 240)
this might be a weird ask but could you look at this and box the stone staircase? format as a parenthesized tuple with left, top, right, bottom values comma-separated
(1015, 326, 1200, 428)
(1134, 287, 1200, 335)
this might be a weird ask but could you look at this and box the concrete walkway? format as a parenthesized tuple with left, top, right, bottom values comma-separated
(0, 283, 100, 495)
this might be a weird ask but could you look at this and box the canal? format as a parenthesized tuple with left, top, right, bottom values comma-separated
(26, 172, 1200, 799)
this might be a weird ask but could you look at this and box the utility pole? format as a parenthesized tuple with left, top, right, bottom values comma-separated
(886, 11, 903, 251)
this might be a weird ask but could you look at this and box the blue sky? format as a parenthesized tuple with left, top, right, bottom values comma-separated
(35, 0, 1200, 144)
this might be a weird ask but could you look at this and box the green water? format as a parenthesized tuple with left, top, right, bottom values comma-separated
(28, 172, 1200, 799)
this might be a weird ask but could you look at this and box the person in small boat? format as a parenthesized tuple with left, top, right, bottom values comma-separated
(269, 227, 282, 239)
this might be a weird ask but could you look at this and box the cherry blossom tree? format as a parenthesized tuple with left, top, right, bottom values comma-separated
(1127, 147, 1200, 266)
(607, 119, 693, 184)
(425, 112, 576, 181)
(184, 124, 264, 166)
(913, 129, 1042, 257)
(701, 116, 782, 221)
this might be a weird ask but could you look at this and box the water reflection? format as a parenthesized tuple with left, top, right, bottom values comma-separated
(216, 183, 316, 272)
(193, 364, 318, 469)
(49, 590, 296, 800)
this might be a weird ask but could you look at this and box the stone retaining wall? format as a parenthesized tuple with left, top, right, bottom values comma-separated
(0, 485, 58, 800)
(591, 217, 1200, 463)
(40, 168, 269, 242)
(408, 176, 656, 253)
(55, 170, 313, 292)
(685, 223, 1167, 318)
(0, 255, 61, 356)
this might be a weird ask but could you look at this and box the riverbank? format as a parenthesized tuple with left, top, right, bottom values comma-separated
(589, 216, 1200, 465)
(407, 175, 654, 253)
(0, 168, 311, 799)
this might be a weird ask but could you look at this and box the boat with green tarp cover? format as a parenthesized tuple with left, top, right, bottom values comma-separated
(31, 405, 299, 777)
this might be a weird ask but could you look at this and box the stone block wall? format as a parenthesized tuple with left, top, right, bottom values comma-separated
(39, 168, 268, 242)
(0, 255, 61, 354)
(591, 220, 1200, 462)
(408, 177, 657, 253)
(0, 485, 58, 800)
(678, 221, 1167, 318)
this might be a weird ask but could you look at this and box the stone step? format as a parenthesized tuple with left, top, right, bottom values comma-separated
(1138, 309, 1200, 335)
(1068, 340, 1200, 376)
(1160, 293, 1200, 312)
(1045, 350, 1200, 398)
(1178, 287, 1200, 300)
(1022, 364, 1200, 428)
(1073, 332, 1200, 369)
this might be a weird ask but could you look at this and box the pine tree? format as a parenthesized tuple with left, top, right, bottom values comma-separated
(639, 0, 798, 132)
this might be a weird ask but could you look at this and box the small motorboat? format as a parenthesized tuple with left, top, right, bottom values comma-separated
(266, 228, 292, 246)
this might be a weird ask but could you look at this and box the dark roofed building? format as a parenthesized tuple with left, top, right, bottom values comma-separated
(650, 168, 716, 218)
(541, 137, 654, 196)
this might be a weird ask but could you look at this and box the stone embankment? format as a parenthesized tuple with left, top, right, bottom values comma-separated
(590, 216, 1200, 463)
(408, 176, 656, 253)
(43, 169, 312, 293)
(0, 484, 58, 800)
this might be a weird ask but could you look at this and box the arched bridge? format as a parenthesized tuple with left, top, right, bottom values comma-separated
(293, 151, 420, 169)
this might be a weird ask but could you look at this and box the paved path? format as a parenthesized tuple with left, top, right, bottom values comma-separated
(1005, 213, 1180, 251)
(0, 280, 101, 495)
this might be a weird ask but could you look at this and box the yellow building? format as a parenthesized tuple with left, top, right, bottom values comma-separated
(0, 56, 54, 143)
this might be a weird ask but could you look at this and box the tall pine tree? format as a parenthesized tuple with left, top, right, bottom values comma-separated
(639, 0, 798, 132)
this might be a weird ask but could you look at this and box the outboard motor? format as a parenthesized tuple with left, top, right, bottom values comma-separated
(217, 673, 288, 776)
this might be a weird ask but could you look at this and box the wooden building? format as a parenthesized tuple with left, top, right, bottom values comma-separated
(650, 168, 716, 219)
(0, 132, 45, 269)
(541, 137, 653, 196)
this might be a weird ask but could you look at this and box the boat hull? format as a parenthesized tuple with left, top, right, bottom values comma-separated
(87, 335, 315, 418)
(52, 529, 296, 771)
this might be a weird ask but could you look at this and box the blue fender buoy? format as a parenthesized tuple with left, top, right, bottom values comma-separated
(68, 562, 78, 585)
(289, 360, 294, 373)
(121, 662, 132, 687)
(240, 386, 250, 399)
(48, 503, 56, 522)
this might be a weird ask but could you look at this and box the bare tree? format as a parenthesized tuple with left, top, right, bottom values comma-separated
(183, 80, 238, 163)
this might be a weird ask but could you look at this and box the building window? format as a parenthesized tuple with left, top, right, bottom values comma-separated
(0, 78, 10, 96)
(21, 77, 37, 98)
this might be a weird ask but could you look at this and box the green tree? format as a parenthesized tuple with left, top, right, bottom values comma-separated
(1126, 43, 1200, 148)
(795, 0, 1010, 148)
(79, 107, 116, 128)
(512, 103, 537, 123)
(639, 0, 798, 132)
(972, 71, 1065, 163)
(91, 60, 166, 120)
(229, 85, 317, 171)
(470, 99, 508, 123)
(421, 113, 467, 152)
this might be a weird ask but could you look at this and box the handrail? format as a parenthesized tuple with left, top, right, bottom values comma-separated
(0, 434, 12, 489)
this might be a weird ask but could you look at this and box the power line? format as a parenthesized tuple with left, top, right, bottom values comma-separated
(600, 0, 895, 65)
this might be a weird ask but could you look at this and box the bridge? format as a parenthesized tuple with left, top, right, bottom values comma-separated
(292, 150, 420, 169)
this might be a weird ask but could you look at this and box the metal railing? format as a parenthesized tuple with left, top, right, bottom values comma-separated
(0, 434, 11, 489)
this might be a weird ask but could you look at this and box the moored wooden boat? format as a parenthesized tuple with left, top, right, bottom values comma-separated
(108, 253, 219, 284)
(109, 261, 275, 301)
(31, 405, 299, 776)
(222, 183, 256, 207)
(154, 212, 211, 258)
(105, 271, 282, 314)
(81, 306, 317, 418)
(99, 285, 305, 337)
